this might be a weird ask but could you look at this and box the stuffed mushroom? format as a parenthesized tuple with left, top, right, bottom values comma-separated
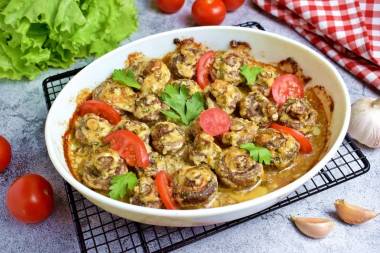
(92, 79, 136, 113)
(171, 165, 218, 209)
(189, 132, 222, 168)
(151, 122, 186, 155)
(239, 90, 279, 127)
(205, 79, 241, 114)
(210, 40, 250, 85)
(130, 176, 163, 209)
(278, 98, 317, 134)
(221, 118, 258, 147)
(74, 114, 112, 146)
(255, 128, 300, 169)
(168, 38, 203, 79)
(82, 147, 128, 191)
(133, 93, 168, 123)
(215, 147, 263, 189)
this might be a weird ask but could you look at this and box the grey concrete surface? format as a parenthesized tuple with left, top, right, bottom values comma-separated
(0, 1, 379, 252)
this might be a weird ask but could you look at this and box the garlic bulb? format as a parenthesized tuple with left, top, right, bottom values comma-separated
(348, 97, 380, 148)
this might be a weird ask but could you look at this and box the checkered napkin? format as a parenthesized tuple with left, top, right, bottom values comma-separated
(253, 0, 380, 90)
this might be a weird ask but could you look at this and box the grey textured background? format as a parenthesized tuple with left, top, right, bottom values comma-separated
(0, 1, 379, 252)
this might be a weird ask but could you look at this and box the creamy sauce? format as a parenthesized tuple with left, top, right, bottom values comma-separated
(63, 39, 332, 209)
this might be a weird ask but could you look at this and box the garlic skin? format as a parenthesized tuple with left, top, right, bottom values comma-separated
(291, 215, 334, 239)
(334, 199, 378, 224)
(348, 97, 380, 148)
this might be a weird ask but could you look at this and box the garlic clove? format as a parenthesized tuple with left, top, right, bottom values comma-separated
(348, 97, 380, 148)
(334, 199, 378, 224)
(291, 215, 334, 239)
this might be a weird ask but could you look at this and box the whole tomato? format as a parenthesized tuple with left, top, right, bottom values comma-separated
(192, 0, 227, 26)
(223, 0, 244, 11)
(0, 136, 12, 172)
(156, 0, 185, 13)
(7, 174, 54, 223)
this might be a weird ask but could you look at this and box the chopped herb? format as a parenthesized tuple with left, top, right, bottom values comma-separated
(240, 143, 271, 165)
(161, 84, 205, 125)
(109, 172, 138, 200)
(113, 69, 141, 89)
(240, 65, 264, 85)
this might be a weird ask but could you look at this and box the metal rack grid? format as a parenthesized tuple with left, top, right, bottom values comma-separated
(42, 22, 370, 253)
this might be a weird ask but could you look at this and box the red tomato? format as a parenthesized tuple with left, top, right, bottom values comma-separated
(155, 171, 178, 210)
(222, 0, 244, 11)
(191, 0, 226, 26)
(103, 130, 150, 168)
(197, 51, 215, 89)
(270, 123, 313, 153)
(156, 0, 185, 13)
(7, 174, 54, 223)
(200, 108, 231, 136)
(0, 136, 12, 172)
(79, 100, 121, 125)
(271, 74, 304, 106)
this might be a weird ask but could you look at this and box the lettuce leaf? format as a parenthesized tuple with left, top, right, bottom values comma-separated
(0, 0, 138, 80)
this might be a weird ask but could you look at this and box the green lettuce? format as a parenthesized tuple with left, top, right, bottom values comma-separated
(0, 0, 138, 80)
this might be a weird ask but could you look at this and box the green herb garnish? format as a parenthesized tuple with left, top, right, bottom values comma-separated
(240, 143, 272, 165)
(240, 65, 264, 85)
(161, 84, 205, 125)
(113, 69, 141, 89)
(109, 172, 138, 200)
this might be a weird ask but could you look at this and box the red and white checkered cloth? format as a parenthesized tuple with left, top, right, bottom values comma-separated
(253, 0, 380, 90)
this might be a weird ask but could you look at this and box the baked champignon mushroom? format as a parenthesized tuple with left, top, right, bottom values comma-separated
(115, 119, 150, 144)
(133, 93, 168, 123)
(74, 113, 112, 146)
(130, 176, 163, 209)
(278, 98, 317, 134)
(221, 118, 258, 147)
(239, 90, 279, 127)
(171, 79, 202, 96)
(189, 132, 222, 168)
(151, 122, 186, 155)
(135, 151, 166, 178)
(215, 147, 263, 189)
(168, 38, 203, 79)
(249, 66, 280, 97)
(171, 165, 218, 209)
(92, 79, 137, 113)
(82, 147, 128, 191)
(205, 79, 241, 114)
(210, 40, 250, 85)
(131, 59, 171, 95)
(255, 128, 300, 169)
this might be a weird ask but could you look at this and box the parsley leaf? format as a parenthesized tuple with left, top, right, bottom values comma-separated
(240, 143, 272, 165)
(240, 65, 264, 85)
(109, 172, 138, 200)
(113, 69, 141, 89)
(161, 84, 205, 125)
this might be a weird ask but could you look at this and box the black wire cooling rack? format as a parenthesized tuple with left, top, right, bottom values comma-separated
(42, 22, 370, 253)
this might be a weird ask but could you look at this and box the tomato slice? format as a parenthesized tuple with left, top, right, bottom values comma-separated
(79, 100, 121, 125)
(271, 74, 304, 106)
(103, 130, 150, 168)
(200, 108, 231, 136)
(155, 171, 178, 210)
(197, 50, 215, 89)
(270, 123, 312, 153)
